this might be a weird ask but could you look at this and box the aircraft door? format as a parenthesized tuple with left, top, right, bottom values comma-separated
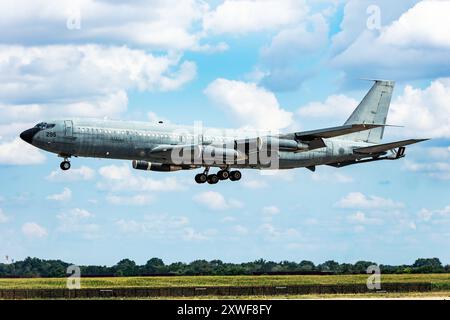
(64, 120, 73, 137)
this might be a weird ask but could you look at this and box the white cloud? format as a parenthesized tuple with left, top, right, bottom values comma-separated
(332, 1, 450, 80)
(232, 225, 249, 236)
(0, 138, 46, 165)
(98, 164, 185, 192)
(203, 0, 307, 34)
(259, 223, 300, 240)
(262, 14, 328, 63)
(404, 160, 450, 180)
(347, 211, 382, 225)
(0, 45, 196, 105)
(204, 78, 293, 130)
(183, 227, 216, 241)
(22, 222, 48, 238)
(106, 194, 154, 206)
(56, 208, 99, 239)
(262, 206, 280, 216)
(221, 216, 236, 223)
(46, 166, 95, 182)
(330, 0, 417, 56)
(380, 1, 450, 49)
(0, 0, 209, 51)
(0, 209, 9, 223)
(193, 191, 243, 211)
(242, 179, 268, 189)
(46, 187, 72, 202)
(336, 192, 405, 210)
(115, 214, 192, 238)
(311, 171, 354, 184)
(297, 94, 358, 121)
(418, 205, 450, 222)
(389, 78, 450, 138)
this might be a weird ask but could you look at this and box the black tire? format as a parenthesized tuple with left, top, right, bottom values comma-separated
(207, 174, 219, 184)
(195, 173, 207, 184)
(217, 170, 229, 180)
(60, 161, 71, 171)
(230, 170, 241, 181)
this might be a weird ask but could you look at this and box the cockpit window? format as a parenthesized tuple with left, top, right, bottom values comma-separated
(34, 122, 55, 130)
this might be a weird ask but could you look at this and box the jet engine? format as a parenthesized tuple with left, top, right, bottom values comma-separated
(132, 160, 182, 172)
(258, 137, 310, 152)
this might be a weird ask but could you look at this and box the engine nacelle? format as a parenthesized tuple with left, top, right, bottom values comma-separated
(200, 146, 241, 162)
(132, 160, 182, 172)
(259, 137, 309, 151)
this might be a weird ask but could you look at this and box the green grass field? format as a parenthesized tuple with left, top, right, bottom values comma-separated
(0, 274, 449, 290)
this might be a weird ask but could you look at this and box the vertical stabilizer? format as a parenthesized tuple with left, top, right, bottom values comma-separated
(342, 80, 395, 143)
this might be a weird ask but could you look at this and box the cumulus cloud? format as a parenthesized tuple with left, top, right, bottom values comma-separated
(388, 78, 450, 138)
(57, 208, 100, 239)
(259, 223, 300, 240)
(260, 13, 329, 91)
(404, 160, 450, 181)
(204, 78, 293, 131)
(115, 214, 210, 240)
(0, 138, 46, 165)
(232, 225, 249, 236)
(311, 171, 354, 184)
(0, 209, 9, 223)
(418, 205, 450, 222)
(46, 166, 95, 182)
(347, 211, 383, 225)
(332, 1, 450, 81)
(106, 194, 154, 206)
(0, 0, 209, 51)
(0, 45, 196, 105)
(193, 191, 243, 211)
(242, 179, 268, 189)
(97, 164, 185, 192)
(203, 0, 307, 34)
(262, 206, 280, 216)
(46, 187, 72, 201)
(336, 192, 404, 210)
(297, 94, 358, 122)
(330, 0, 418, 56)
(22, 222, 48, 238)
(380, 1, 450, 49)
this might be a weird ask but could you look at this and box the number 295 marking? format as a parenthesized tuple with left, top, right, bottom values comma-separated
(46, 132, 56, 137)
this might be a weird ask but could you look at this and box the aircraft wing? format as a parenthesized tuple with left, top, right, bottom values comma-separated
(353, 139, 429, 155)
(280, 124, 385, 141)
(145, 144, 200, 161)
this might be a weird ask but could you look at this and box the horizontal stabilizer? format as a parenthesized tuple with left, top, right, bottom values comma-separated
(281, 124, 386, 141)
(353, 139, 429, 155)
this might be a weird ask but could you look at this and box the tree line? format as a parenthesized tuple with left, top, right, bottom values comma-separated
(0, 257, 448, 278)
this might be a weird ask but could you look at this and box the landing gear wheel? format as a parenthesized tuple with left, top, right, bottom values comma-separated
(60, 161, 71, 171)
(195, 173, 207, 184)
(217, 170, 230, 180)
(207, 174, 219, 185)
(229, 170, 241, 181)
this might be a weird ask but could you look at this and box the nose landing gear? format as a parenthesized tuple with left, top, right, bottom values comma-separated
(59, 157, 71, 171)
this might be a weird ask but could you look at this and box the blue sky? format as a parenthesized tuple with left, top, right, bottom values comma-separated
(0, 0, 449, 266)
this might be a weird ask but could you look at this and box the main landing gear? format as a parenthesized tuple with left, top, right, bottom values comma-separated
(59, 157, 71, 171)
(195, 168, 242, 184)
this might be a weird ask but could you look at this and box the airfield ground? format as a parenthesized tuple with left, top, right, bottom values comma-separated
(0, 274, 449, 299)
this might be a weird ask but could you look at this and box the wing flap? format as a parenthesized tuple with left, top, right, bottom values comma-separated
(353, 139, 429, 155)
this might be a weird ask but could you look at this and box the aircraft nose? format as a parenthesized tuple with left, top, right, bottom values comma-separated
(20, 128, 39, 144)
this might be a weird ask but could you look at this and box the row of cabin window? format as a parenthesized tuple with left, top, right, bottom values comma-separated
(76, 127, 228, 142)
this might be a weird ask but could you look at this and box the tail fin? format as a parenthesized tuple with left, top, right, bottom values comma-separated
(342, 80, 395, 143)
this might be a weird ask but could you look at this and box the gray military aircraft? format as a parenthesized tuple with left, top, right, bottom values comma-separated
(20, 80, 427, 184)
